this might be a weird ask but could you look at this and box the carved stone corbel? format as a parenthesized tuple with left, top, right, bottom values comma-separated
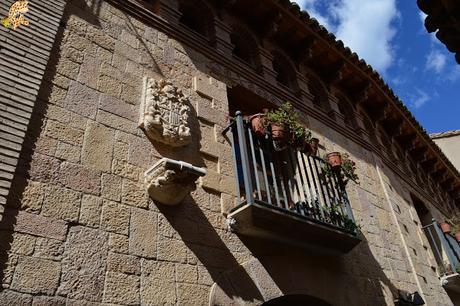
(139, 78, 192, 147)
(144, 158, 206, 205)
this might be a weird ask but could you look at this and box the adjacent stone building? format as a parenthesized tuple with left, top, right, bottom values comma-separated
(432, 131, 460, 173)
(1, 0, 460, 305)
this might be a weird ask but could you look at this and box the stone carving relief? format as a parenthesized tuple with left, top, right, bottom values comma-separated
(144, 158, 206, 205)
(139, 78, 192, 147)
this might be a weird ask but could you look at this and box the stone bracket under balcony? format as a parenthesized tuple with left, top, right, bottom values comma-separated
(227, 201, 361, 255)
(144, 158, 206, 205)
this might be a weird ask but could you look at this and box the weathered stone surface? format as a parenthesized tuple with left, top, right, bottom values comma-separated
(101, 174, 122, 201)
(81, 121, 114, 172)
(157, 238, 187, 263)
(77, 56, 101, 89)
(129, 208, 157, 258)
(58, 226, 108, 302)
(20, 181, 45, 213)
(58, 162, 101, 195)
(0, 289, 32, 306)
(34, 237, 64, 260)
(79, 194, 102, 228)
(45, 120, 84, 146)
(96, 110, 137, 134)
(41, 185, 81, 222)
(103, 272, 140, 305)
(99, 94, 136, 121)
(177, 283, 210, 305)
(122, 179, 149, 208)
(112, 159, 142, 181)
(107, 252, 140, 275)
(109, 233, 129, 254)
(32, 296, 66, 306)
(29, 154, 60, 183)
(11, 256, 61, 295)
(141, 260, 176, 305)
(176, 264, 198, 283)
(64, 81, 100, 119)
(55, 142, 81, 163)
(11, 211, 67, 241)
(0, 231, 35, 256)
(101, 200, 130, 235)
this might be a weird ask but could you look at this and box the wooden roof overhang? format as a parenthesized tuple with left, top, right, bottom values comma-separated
(418, 0, 460, 64)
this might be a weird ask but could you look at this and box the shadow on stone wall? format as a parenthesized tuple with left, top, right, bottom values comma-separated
(0, 0, 103, 289)
(157, 196, 265, 304)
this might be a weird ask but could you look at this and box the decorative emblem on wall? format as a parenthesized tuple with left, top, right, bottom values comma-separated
(139, 78, 192, 147)
(1, 1, 29, 29)
(144, 158, 206, 205)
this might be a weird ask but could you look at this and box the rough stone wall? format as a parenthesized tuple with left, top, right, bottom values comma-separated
(0, 1, 456, 305)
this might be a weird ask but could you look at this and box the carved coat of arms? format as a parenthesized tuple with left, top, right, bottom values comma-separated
(139, 78, 192, 147)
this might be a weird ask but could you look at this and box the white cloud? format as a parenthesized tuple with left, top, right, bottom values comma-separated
(425, 49, 447, 73)
(410, 88, 430, 109)
(330, 0, 399, 73)
(292, 0, 400, 73)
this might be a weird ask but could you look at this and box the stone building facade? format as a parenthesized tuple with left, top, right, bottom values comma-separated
(432, 131, 460, 173)
(0, 0, 460, 305)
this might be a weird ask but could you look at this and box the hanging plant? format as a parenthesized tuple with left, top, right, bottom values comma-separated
(323, 152, 359, 185)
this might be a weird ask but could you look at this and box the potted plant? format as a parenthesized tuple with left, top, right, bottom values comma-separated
(326, 152, 342, 169)
(308, 138, 319, 156)
(341, 153, 359, 184)
(440, 221, 451, 234)
(248, 108, 268, 136)
(264, 102, 312, 146)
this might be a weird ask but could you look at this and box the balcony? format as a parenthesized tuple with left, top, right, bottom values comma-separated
(423, 220, 460, 292)
(223, 112, 361, 254)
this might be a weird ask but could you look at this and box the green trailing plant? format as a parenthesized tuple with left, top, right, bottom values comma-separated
(323, 203, 360, 233)
(264, 102, 312, 146)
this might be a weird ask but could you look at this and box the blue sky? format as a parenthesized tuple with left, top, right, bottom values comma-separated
(293, 0, 460, 133)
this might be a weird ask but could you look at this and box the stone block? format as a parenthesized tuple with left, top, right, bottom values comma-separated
(58, 162, 101, 195)
(112, 160, 142, 181)
(41, 185, 81, 222)
(56, 58, 80, 80)
(122, 179, 149, 208)
(101, 200, 130, 235)
(101, 173, 122, 201)
(98, 75, 121, 97)
(64, 81, 100, 119)
(109, 233, 129, 254)
(128, 136, 155, 167)
(193, 75, 227, 103)
(221, 193, 236, 216)
(79, 194, 102, 228)
(96, 110, 137, 134)
(177, 283, 209, 305)
(81, 121, 114, 172)
(55, 142, 81, 163)
(11, 256, 61, 295)
(20, 180, 45, 213)
(107, 252, 140, 275)
(34, 237, 64, 260)
(58, 226, 108, 302)
(0, 231, 35, 256)
(77, 56, 101, 89)
(0, 290, 32, 306)
(45, 120, 84, 146)
(176, 264, 198, 283)
(103, 272, 140, 305)
(129, 208, 157, 258)
(141, 261, 176, 305)
(12, 211, 67, 241)
(32, 296, 66, 306)
(99, 94, 136, 121)
(29, 153, 60, 183)
(157, 238, 187, 263)
(35, 135, 58, 156)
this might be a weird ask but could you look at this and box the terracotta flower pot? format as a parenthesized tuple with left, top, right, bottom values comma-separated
(310, 138, 319, 156)
(440, 222, 451, 234)
(455, 231, 460, 242)
(270, 123, 287, 140)
(326, 152, 342, 169)
(249, 114, 266, 136)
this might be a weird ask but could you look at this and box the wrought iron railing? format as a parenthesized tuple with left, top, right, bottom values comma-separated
(224, 111, 358, 235)
(423, 220, 460, 276)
